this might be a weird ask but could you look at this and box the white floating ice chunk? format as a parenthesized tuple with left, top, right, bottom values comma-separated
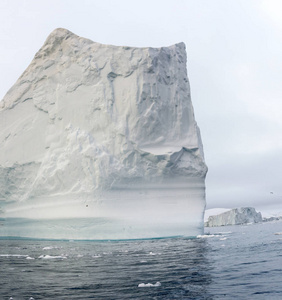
(38, 255, 67, 259)
(0, 254, 28, 258)
(138, 282, 161, 287)
(26, 256, 35, 260)
(43, 246, 55, 250)
(197, 234, 221, 238)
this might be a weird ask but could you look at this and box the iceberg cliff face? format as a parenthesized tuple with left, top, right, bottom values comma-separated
(205, 207, 262, 227)
(0, 28, 207, 239)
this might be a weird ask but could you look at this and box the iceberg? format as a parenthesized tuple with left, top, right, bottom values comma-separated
(205, 207, 262, 227)
(0, 28, 207, 240)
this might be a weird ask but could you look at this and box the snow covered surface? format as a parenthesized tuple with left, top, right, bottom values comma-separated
(205, 207, 262, 227)
(0, 28, 207, 239)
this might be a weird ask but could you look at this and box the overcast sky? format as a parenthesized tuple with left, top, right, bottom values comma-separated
(1, 0, 281, 213)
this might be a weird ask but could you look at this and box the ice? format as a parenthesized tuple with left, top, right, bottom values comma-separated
(38, 255, 67, 259)
(205, 207, 262, 227)
(0, 254, 28, 258)
(138, 282, 161, 287)
(42, 245, 61, 250)
(204, 208, 231, 222)
(197, 234, 221, 238)
(0, 28, 207, 240)
(43, 246, 55, 250)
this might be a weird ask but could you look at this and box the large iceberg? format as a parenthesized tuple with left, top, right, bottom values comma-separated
(205, 207, 262, 227)
(0, 28, 207, 240)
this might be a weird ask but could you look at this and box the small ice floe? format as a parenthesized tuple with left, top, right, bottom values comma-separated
(29, 298, 35, 300)
(138, 282, 161, 287)
(38, 255, 67, 259)
(274, 232, 282, 235)
(26, 256, 35, 260)
(92, 255, 101, 258)
(148, 251, 161, 255)
(9, 297, 13, 300)
(197, 234, 221, 238)
(0, 254, 28, 258)
(220, 237, 227, 241)
(140, 260, 147, 263)
(43, 246, 54, 250)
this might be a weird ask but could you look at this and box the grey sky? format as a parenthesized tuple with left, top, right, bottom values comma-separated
(1, 0, 281, 212)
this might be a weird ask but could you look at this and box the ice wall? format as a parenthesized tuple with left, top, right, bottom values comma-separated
(0, 28, 207, 239)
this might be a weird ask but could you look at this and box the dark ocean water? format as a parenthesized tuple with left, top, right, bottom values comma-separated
(1, 221, 282, 299)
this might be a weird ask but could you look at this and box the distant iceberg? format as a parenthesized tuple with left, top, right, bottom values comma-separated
(0, 28, 207, 240)
(205, 207, 262, 227)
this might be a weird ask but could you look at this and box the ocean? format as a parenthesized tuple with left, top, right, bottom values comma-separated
(1, 221, 281, 299)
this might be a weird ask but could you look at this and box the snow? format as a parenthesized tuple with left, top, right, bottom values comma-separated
(0, 28, 207, 239)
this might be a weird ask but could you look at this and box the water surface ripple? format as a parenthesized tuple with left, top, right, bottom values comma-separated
(1, 221, 282, 299)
